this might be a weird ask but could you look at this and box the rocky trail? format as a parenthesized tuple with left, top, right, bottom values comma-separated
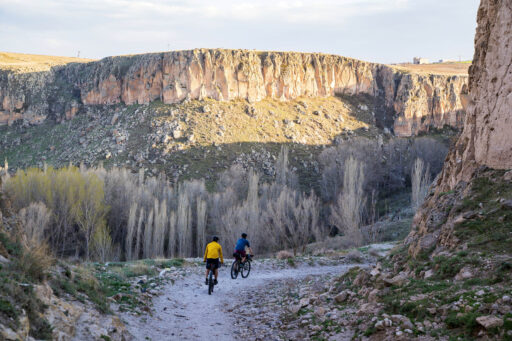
(122, 244, 392, 340)
(121, 258, 379, 340)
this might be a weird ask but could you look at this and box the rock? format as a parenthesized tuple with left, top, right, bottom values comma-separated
(299, 297, 310, 308)
(0, 326, 19, 340)
(370, 263, 382, 277)
(502, 200, 512, 209)
(111, 113, 120, 125)
(476, 316, 503, 329)
(384, 273, 408, 286)
(357, 303, 379, 316)
(368, 289, 380, 303)
(504, 170, 512, 181)
(310, 325, 322, 332)
(391, 315, 414, 330)
(502, 295, 511, 303)
(353, 270, 370, 286)
(289, 304, 302, 314)
(172, 128, 182, 139)
(424, 269, 434, 279)
(334, 291, 348, 303)
(374, 320, 385, 330)
(455, 267, 474, 280)
(0, 255, 9, 263)
(314, 307, 326, 317)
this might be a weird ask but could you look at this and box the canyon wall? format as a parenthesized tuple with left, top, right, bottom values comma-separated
(436, 0, 512, 188)
(407, 0, 512, 257)
(0, 49, 468, 136)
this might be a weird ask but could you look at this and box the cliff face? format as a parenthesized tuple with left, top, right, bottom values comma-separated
(407, 0, 512, 257)
(436, 0, 512, 188)
(0, 49, 467, 136)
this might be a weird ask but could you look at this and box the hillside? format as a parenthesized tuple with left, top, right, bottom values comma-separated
(0, 52, 93, 73)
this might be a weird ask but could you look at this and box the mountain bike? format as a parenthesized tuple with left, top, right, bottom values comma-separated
(230, 254, 252, 279)
(207, 263, 221, 295)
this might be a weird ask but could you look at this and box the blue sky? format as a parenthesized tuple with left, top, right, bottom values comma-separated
(0, 0, 480, 64)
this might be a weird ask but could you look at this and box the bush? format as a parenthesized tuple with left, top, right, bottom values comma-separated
(346, 250, 363, 263)
(16, 241, 53, 282)
(277, 250, 294, 259)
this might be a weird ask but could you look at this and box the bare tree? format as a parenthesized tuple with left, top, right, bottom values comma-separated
(19, 202, 51, 244)
(125, 203, 137, 260)
(167, 211, 177, 257)
(330, 157, 366, 247)
(143, 208, 154, 259)
(196, 199, 207, 255)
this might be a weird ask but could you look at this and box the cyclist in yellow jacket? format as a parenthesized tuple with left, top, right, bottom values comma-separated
(204, 236, 224, 285)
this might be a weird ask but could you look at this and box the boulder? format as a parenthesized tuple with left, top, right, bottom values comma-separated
(476, 316, 503, 329)
(334, 291, 348, 303)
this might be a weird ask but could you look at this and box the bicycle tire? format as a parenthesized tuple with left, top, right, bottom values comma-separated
(241, 260, 251, 278)
(230, 260, 239, 279)
(208, 271, 214, 295)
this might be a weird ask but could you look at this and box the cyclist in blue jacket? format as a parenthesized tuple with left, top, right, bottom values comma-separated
(234, 233, 253, 263)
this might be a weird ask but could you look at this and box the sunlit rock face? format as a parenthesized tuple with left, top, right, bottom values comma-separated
(0, 49, 467, 136)
(406, 0, 512, 257)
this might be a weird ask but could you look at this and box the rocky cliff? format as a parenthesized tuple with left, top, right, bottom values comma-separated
(0, 50, 467, 136)
(407, 0, 512, 257)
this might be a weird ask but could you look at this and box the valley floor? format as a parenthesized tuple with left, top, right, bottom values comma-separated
(119, 244, 394, 341)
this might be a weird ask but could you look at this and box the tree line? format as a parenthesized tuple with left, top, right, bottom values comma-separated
(1, 137, 446, 261)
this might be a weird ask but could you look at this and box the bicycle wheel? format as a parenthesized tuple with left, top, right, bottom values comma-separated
(231, 260, 239, 279)
(241, 260, 251, 278)
(208, 271, 214, 295)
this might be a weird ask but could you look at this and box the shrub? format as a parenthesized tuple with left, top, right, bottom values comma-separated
(346, 249, 363, 263)
(277, 250, 294, 259)
(16, 239, 53, 282)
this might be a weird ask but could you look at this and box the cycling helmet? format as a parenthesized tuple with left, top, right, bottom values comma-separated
(212, 236, 219, 242)
(241, 233, 247, 238)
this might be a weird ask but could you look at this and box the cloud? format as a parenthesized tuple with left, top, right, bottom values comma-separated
(0, 0, 478, 63)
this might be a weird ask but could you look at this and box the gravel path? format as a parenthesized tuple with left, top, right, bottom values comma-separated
(122, 243, 395, 341)
(122, 262, 367, 340)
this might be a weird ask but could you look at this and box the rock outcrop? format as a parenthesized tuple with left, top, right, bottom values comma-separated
(407, 0, 512, 256)
(0, 49, 467, 136)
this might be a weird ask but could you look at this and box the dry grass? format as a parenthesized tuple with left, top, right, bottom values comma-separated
(390, 62, 470, 76)
(0, 51, 94, 73)
(152, 96, 375, 153)
(17, 240, 53, 282)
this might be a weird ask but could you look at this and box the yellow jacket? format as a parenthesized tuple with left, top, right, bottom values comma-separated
(204, 241, 224, 263)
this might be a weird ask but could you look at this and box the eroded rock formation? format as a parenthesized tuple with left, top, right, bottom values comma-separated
(0, 49, 467, 136)
(407, 0, 512, 256)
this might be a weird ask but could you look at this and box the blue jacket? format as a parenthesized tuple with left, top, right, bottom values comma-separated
(235, 238, 250, 251)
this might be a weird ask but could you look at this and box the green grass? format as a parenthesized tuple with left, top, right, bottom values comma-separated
(0, 232, 54, 339)
(454, 172, 512, 253)
(445, 311, 482, 336)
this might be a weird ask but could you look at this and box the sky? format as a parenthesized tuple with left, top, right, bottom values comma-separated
(0, 0, 481, 64)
